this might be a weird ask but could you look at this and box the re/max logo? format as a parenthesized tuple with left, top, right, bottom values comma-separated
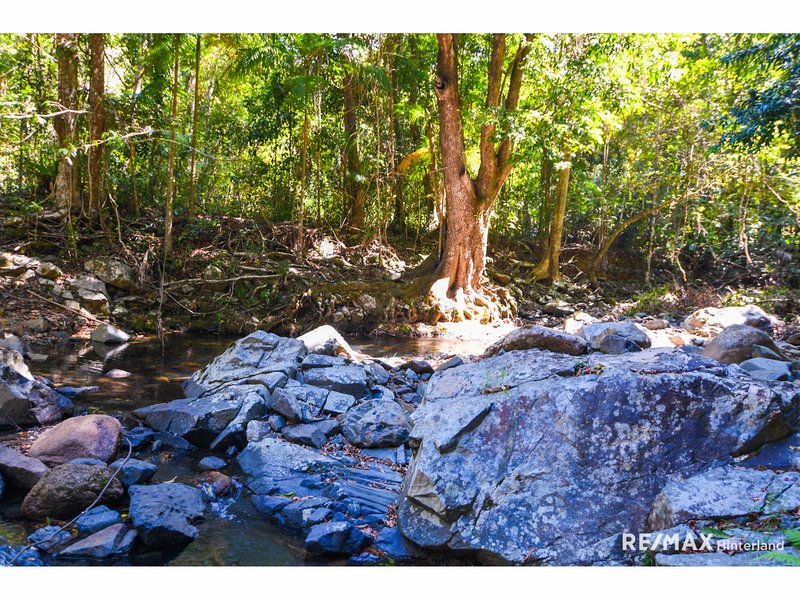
(621, 532, 715, 552)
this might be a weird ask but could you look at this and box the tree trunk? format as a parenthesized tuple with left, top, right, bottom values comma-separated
(88, 33, 106, 227)
(164, 34, 180, 258)
(340, 35, 365, 230)
(53, 33, 79, 211)
(532, 149, 571, 281)
(189, 34, 202, 220)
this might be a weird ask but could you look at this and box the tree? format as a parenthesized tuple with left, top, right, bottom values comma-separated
(339, 34, 366, 230)
(88, 33, 106, 227)
(422, 33, 531, 321)
(188, 34, 202, 220)
(164, 34, 180, 257)
(52, 33, 79, 211)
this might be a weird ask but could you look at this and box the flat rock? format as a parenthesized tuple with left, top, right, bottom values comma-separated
(198, 456, 227, 471)
(22, 463, 124, 519)
(59, 523, 137, 559)
(305, 521, 372, 556)
(28, 414, 121, 466)
(74, 505, 122, 535)
(128, 483, 207, 547)
(109, 458, 157, 487)
(484, 325, 588, 357)
(302, 364, 370, 398)
(0, 444, 49, 489)
(578, 321, 651, 354)
(738, 357, 793, 381)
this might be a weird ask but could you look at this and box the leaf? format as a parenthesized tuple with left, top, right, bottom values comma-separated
(756, 551, 800, 566)
(784, 529, 800, 547)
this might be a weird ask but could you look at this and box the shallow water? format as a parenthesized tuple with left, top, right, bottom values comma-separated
(1, 331, 486, 566)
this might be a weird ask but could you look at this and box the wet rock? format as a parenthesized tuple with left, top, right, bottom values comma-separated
(683, 305, 775, 336)
(28, 414, 121, 466)
(0, 544, 44, 566)
(252, 495, 292, 516)
(128, 483, 207, 547)
(578, 321, 651, 354)
(282, 422, 330, 448)
(1, 349, 72, 428)
(298, 325, 357, 359)
(305, 521, 372, 556)
(36, 262, 62, 280)
(400, 359, 434, 375)
(738, 357, 793, 381)
(197, 471, 233, 497)
(22, 463, 124, 519)
(69, 458, 108, 467)
(28, 525, 73, 552)
(59, 523, 137, 559)
(109, 458, 157, 487)
(84, 257, 138, 292)
(702, 324, 786, 365)
(74, 505, 122, 535)
(374, 527, 425, 561)
(198, 456, 227, 471)
(342, 399, 411, 448)
(484, 325, 588, 357)
(303, 364, 370, 398)
(397, 348, 800, 565)
(90, 323, 130, 345)
(0, 444, 49, 489)
(122, 426, 155, 449)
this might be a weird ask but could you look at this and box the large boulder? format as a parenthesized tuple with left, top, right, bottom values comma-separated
(702, 324, 786, 365)
(305, 521, 372, 556)
(0, 444, 49, 489)
(578, 321, 651, 354)
(483, 325, 588, 357)
(343, 399, 411, 448)
(683, 305, 775, 336)
(84, 257, 138, 292)
(298, 325, 357, 359)
(21, 463, 124, 519)
(28, 415, 121, 466)
(1, 349, 73, 428)
(90, 323, 130, 345)
(302, 364, 370, 398)
(128, 483, 207, 546)
(397, 348, 800, 565)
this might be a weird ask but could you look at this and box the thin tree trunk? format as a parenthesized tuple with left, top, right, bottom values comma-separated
(188, 34, 201, 220)
(53, 33, 79, 212)
(532, 149, 571, 281)
(297, 75, 309, 260)
(88, 33, 106, 228)
(340, 34, 365, 230)
(164, 34, 180, 258)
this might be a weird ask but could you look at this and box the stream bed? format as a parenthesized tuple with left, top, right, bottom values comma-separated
(0, 332, 487, 566)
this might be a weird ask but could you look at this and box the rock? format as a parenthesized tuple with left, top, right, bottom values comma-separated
(84, 257, 138, 292)
(90, 323, 130, 345)
(542, 300, 574, 317)
(21, 464, 124, 519)
(751, 344, 786, 361)
(0, 544, 44, 566)
(105, 368, 131, 378)
(702, 324, 786, 365)
(245, 421, 273, 443)
(0, 252, 39, 276)
(738, 357, 793, 381)
(237, 437, 338, 477)
(266, 387, 310, 423)
(397, 348, 800, 565)
(68, 273, 110, 298)
(198, 456, 227, 471)
(305, 521, 372, 556)
(361, 446, 407, 465)
(23, 317, 50, 333)
(0, 333, 30, 356)
(59, 524, 137, 559)
(654, 549, 800, 566)
(303, 364, 370, 398)
(0, 471, 3, 500)
(1, 346, 33, 381)
(563, 311, 597, 335)
(1, 349, 72, 428)
(364, 362, 391, 385)
(739, 432, 800, 470)
(28, 415, 121, 466)
(400, 359, 434, 375)
(0, 444, 49, 489)
(578, 321, 651, 354)
(35, 262, 62, 280)
(69, 458, 108, 467)
(342, 399, 411, 448)
(321, 390, 357, 416)
(683, 305, 775, 336)
(28, 525, 73, 552)
(298, 325, 357, 359)
(252, 495, 292, 516)
(74, 505, 122, 535)
(301, 354, 347, 370)
(374, 527, 425, 561)
(484, 325, 588, 357)
(202, 264, 227, 291)
(436, 355, 465, 372)
(197, 471, 233, 497)
(282, 423, 330, 448)
(128, 483, 207, 546)
(644, 318, 670, 330)
(266, 415, 286, 432)
(109, 458, 156, 487)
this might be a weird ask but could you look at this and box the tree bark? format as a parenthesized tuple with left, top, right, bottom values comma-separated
(88, 33, 106, 227)
(164, 34, 180, 257)
(189, 34, 202, 220)
(340, 34, 365, 230)
(532, 149, 571, 281)
(53, 33, 79, 211)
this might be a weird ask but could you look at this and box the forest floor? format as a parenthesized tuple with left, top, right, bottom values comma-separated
(2, 202, 800, 354)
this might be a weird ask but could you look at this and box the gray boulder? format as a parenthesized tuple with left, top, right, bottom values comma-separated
(1, 349, 73, 428)
(397, 348, 800, 565)
(74, 505, 122, 535)
(298, 325, 357, 359)
(484, 325, 588, 357)
(702, 324, 786, 365)
(305, 521, 372, 556)
(0, 444, 49, 489)
(59, 523, 137, 559)
(90, 323, 130, 345)
(342, 399, 411, 448)
(578, 321, 651, 354)
(128, 483, 207, 546)
(684, 305, 774, 336)
(302, 364, 370, 398)
(109, 458, 157, 487)
(28, 414, 121, 466)
(21, 463, 124, 519)
(84, 257, 138, 292)
(738, 357, 793, 381)
(283, 422, 330, 448)
(28, 525, 73, 553)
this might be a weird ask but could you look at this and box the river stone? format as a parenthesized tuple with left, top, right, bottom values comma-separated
(36, 262, 62, 280)
(738, 357, 793, 381)
(28, 414, 121, 466)
(1, 349, 73, 428)
(84, 257, 138, 292)
(702, 324, 786, 365)
(22, 463, 124, 519)
(302, 364, 370, 398)
(647, 466, 800, 530)
(0, 444, 49, 489)
(683, 305, 774, 336)
(342, 399, 411, 448)
(75, 505, 122, 535)
(578, 321, 651, 354)
(298, 325, 357, 359)
(109, 458, 157, 487)
(305, 521, 372, 556)
(90, 323, 130, 345)
(184, 330, 306, 396)
(397, 347, 800, 565)
(59, 523, 137, 559)
(128, 483, 207, 547)
(0, 544, 44, 566)
(198, 456, 227, 471)
(28, 525, 73, 553)
(282, 422, 330, 448)
(237, 437, 339, 477)
(374, 526, 425, 561)
(484, 325, 588, 357)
